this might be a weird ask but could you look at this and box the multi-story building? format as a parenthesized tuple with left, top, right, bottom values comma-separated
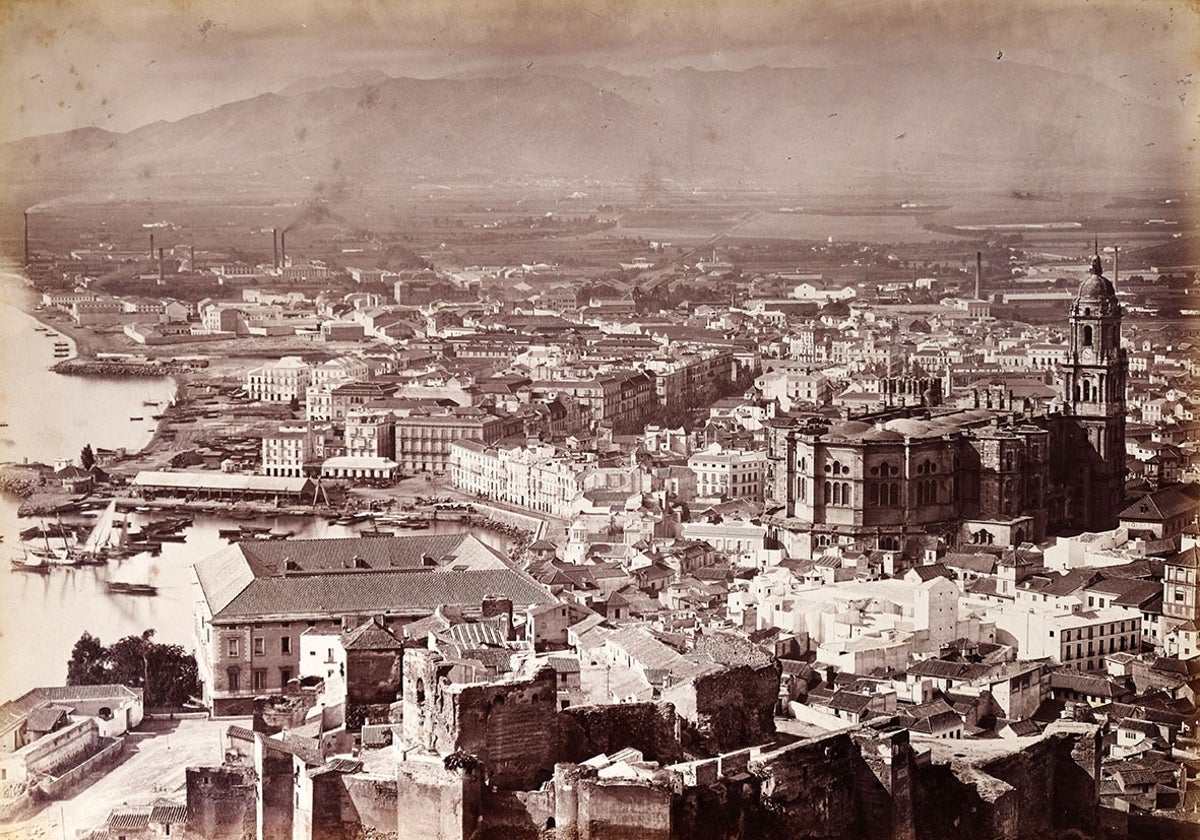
(344, 410, 395, 460)
(310, 356, 371, 390)
(641, 348, 734, 414)
(261, 425, 316, 478)
(756, 368, 831, 411)
(1162, 546, 1200, 630)
(688, 447, 767, 502)
(767, 253, 1128, 555)
(450, 441, 588, 518)
(192, 534, 556, 715)
(245, 356, 311, 403)
(394, 407, 518, 473)
(533, 371, 656, 434)
(995, 606, 1141, 672)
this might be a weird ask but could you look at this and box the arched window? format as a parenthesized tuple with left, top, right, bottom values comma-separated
(415, 679, 426, 707)
(1082, 325, 1093, 347)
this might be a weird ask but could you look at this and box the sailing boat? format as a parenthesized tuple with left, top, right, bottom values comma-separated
(78, 501, 127, 564)
(24, 520, 79, 567)
(10, 549, 51, 574)
(107, 555, 158, 596)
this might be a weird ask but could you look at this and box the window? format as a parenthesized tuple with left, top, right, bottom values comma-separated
(280, 667, 292, 686)
(227, 638, 240, 658)
(253, 637, 265, 656)
(253, 669, 267, 691)
(281, 636, 292, 654)
(227, 668, 241, 691)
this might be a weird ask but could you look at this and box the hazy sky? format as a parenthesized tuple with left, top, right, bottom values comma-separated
(1, 0, 1196, 143)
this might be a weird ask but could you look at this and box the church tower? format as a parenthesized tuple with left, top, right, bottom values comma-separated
(1061, 251, 1127, 530)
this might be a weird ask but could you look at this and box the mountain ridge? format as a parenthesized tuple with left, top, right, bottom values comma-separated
(1, 62, 1185, 197)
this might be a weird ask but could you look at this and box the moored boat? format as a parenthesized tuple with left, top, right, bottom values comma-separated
(107, 581, 158, 595)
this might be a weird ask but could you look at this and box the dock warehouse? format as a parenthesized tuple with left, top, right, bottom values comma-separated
(131, 470, 315, 502)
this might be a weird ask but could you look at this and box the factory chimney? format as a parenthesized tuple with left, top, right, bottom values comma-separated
(190, 245, 196, 273)
(975, 251, 982, 300)
(280, 230, 287, 268)
(1113, 245, 1119, 290)
(273, 228, 279, 270)
(23, 212, 29, 265)
(150, 232, 155, 260)
(157, 247, 164, 284)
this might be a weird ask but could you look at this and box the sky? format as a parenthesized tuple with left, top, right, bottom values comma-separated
(0, 0, 1196, 143)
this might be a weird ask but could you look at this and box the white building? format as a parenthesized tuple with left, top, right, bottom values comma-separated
(261, 425, 316, 478)
(245, 356, 311, 403)
(993, 605, 1140, 672)
(688, 445, 767, 502)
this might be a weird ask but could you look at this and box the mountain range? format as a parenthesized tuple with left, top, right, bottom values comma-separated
(1, 62, 1186, 199)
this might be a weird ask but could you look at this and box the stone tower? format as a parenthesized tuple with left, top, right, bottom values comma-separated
(1061, 252, 1127, 531)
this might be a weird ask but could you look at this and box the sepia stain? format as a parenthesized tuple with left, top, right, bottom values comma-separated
(295, 125, 308, 143)
(358, 86, 380, 110)
(75, 80, 84, 92)
(30, 153, 40, 166)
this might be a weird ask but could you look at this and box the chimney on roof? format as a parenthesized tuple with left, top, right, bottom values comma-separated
(975, 252, 982, 300)
(281, 557, 289, 577)
(825, 665, 837, 688)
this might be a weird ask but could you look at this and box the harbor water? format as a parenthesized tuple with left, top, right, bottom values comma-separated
(0, 266, 508, 702)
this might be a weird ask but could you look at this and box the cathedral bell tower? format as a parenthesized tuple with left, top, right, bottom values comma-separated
(1061, 250, 1127, 530)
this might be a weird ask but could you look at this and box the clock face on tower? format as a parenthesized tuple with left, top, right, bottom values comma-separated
(1081, 347, 1095, 363)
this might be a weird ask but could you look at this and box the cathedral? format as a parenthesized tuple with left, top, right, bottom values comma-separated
(767, 252, 1128, 557)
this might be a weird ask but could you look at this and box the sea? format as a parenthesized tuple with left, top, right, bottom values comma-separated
(0, 264, 505, 702)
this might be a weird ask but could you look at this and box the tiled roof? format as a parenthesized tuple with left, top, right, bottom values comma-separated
(1168, 546, 1200, 569)
(26, 705, 71, 732)
(1119, 487, 1199, 521)
(214, 568, 554, 620)
(342, 618, 404, 651)
(442, 617, 509, 649)
(1050, 671, 1120, 697)
(150, 803, 188, 824)
(0, 685, 139, 735)
(943, 553, 997, 575)
(908, 563, 952, 582)
(826, 691, 874, 713)
(906, 659, 988, 681)
(237, 533, 505, 574)
(107, 811, 151, 830)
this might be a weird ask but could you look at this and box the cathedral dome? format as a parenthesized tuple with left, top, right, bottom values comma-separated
(1075, 255, 1115, 303)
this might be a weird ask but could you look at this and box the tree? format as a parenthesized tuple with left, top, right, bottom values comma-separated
(65, 629, 200, 708)
(66, 631, 108, 685)
(79, 444, 96, 471)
